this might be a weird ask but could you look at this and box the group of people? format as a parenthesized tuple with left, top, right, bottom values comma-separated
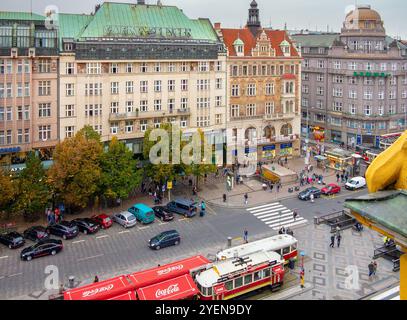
(368, 261, 378, 277)
(336, 170, 349, 183)
(329, 227, 342, 248)
(46, 207, 63, 225)
(299, 172, 324, 186)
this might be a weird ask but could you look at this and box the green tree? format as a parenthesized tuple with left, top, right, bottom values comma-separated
(184, 129, 217, 189)
(0, 167, 15, 219)
(100, 137, 142, 203)
(48, 128, 103, 212)
(13, 153, 49, 222)
(143, 123, 186, 184)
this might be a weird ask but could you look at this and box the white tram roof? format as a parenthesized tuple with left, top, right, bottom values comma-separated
(196, 251, 282, 288)
(216, 234, 297, 260)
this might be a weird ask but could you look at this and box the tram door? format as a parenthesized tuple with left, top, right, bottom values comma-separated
(213, 284, 226, 300)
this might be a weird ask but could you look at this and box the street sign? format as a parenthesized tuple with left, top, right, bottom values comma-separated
(167, 181, 173, 190)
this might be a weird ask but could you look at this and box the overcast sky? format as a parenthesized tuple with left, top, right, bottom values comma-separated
(2, 0, 406, 38)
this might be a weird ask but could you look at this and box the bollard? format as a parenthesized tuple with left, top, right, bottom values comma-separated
(68, 276, 75, 289)
(314, 216, 318, 225)
(227, 237, 232, 248)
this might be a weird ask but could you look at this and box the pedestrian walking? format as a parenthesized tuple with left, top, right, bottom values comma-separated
(310, 193, 314, 203)
(244, 230, 248, 243)
(335, 226, 341, 237)
(293, 210, 298, 221)
(200, 201, 206, 217)
(244, 193, 248, 205)
(337, 234, 342, 248)
(54, 208, 60, 223)
(330, 234, 335, 248)
(94, 275, 99, 283)
(368, 261, 375, 277)
(373, 261, 377, 276)
(270, 183, 274, 192)
(336, 173, 340, 182)
(340, 174, 344, 183)
(223, 194, 227, 202)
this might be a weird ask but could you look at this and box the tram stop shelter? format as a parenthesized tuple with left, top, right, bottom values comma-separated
(344, 190, 407, 300)
(324, 148, 353, 172)
(261, 164, 298, 184)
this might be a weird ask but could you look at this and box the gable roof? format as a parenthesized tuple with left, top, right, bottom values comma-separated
(221, 27, 299, 57)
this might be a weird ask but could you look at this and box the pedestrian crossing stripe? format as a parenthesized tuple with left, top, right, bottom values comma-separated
(247, 202, 307, 231)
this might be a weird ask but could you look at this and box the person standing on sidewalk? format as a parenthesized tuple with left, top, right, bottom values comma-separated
(337, 234, 342, 248)
(368, 261, 375, 277)
(330, 234, 335, 248)
(244, 193, 248, 205)
(244, 230, 248, 243)
(373, 261, 377, 276)
(336, 173, 340, 182)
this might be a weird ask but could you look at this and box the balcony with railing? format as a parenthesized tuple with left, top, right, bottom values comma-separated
(264, 112, 298, 121)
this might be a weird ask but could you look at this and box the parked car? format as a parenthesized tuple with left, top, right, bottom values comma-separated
(148, 230, 181, 250)
(321, 183, 341, 195)
(166, 199, 198, 218)
(91, 214, 113, 229)
(23, 226, 50, 242)
(112, 211, 137, 228)
(0, 232, 25, 249)
(46, 221, 79, 240)
(345, 177, 367, 191)
(21, 239, 63, 261)
(152, 206, 174, 222)
(72, 218, 100, 235)
(298, 187, 322, 201)
(128, 204, 155, 224)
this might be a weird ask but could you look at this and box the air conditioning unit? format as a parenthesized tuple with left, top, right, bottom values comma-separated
(29, 48, 36, 58)
(11, 48, 18, 58)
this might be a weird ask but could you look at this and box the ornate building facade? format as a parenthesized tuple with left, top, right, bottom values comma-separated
(217, 0, 302, 162)
(292, 5, 407, 148)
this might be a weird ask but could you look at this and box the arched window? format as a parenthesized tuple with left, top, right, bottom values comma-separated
(245, 127, 257, 142)
(280, 124, 293, 136)
(263, 126, 275, 139)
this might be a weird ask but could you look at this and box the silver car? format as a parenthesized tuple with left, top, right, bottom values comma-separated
(112, 211, 137, 228)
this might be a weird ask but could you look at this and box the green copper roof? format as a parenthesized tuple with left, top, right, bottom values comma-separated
(233, 38, 244, 46)
(291, 34, 339, 48)
(58, 13, 93, 47)
(344, 191, 407, 240)
(0, 11, 45, 22)
(74, 2, 218, 42)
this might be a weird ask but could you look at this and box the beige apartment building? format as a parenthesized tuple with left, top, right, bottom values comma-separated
(0, 12, 58, 163)
(58, 2, 227, 155)
(217, 1, 303, 162)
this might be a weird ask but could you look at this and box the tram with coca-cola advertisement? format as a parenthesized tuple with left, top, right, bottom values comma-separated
(195, 251, 285, 300)
(216, 234, 298, 265)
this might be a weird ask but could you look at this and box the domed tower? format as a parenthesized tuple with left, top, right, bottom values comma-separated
(247, 0, 261, 36)
(340, 5, 386, 52)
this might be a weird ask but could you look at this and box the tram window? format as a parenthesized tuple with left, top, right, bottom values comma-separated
(234, 277, 243, 288)
(276, 249, 283, 256)
(263, 268, 271, 278)
(202, 287, 207, 296)
(207, 287, 213, 296)
(283, 246, 290, 255)
(254, 271, 261, 281)
(197, 283, 202, 294)
(291, 243, 297, 250)
(244, 274, 252, 285)
(225, 280, 233, 291)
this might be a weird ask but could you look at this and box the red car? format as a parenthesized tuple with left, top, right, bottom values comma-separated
(91, 214, 113, 229)
(321, 183, 341, 195)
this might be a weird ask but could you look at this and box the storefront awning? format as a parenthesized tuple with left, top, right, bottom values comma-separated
(108, 291, 138, 300)
(63, 275, 133, 300)
(136, 274, 199, 300)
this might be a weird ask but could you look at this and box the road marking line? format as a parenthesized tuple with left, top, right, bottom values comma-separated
(270, 219, 308, 230)
(260, 212, 295, 222)
(266, 216, 305, 226)
(118, 230, 131, 234)
(0, 276, 5, 280)
(96, 235, 110, 239)
(233, 237, 243, 241)
(248, 202, 280, 211)
(77, 254, 104, 262)
(178, 218, 188, 222)
(250, 205, 284, 214)
(0, 256, 9, 260)
(7, 273, 23, 278)
(72, 240, 85, 245)
(252, 206, 285, 216)
(256, 210, 292, 219)
(138, 226, 150, 230)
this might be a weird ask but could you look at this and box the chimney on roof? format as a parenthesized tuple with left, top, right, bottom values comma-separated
(214, 22, 221, 30)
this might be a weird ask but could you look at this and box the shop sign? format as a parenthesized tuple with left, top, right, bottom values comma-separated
(280, 143, 293, 149)
(103, 25, 192, 39)
(0, 147, 21, 154)
(262, 145, 276, 151)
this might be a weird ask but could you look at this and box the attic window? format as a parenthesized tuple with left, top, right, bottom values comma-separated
(237, 45, 243, 53)
(64, 43, 73, 51)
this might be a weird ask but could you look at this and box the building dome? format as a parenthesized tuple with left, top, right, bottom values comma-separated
(344, 5, 384, 31)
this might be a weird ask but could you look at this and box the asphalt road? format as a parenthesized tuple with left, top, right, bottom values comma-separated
(0, 187, 368, 300)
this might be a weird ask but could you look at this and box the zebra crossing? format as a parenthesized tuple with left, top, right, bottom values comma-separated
(246, 202, 308, 231)
(368, 285, 400, 300)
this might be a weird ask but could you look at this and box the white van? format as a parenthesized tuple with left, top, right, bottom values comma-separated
(345, 177, 366, 190)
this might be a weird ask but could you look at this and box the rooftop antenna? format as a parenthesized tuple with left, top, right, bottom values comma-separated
(30, 0, 33, 17)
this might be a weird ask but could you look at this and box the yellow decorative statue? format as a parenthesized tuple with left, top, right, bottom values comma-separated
(365, 130, 407, 193)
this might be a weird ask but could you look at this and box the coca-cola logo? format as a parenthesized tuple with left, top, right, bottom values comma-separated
(155, 284, 180, 298)
(82, 284, 114, 298)
(157, 264, 183, 276)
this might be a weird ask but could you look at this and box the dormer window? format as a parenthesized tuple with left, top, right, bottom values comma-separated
(280, 39, 291, 57)
(234, 37, 245, 57)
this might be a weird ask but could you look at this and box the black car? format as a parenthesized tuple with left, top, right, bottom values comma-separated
(0, 232, 25, 249)
(72, 218, 100, 235)
(21, 239, 63, 261)
(46, 221, 79, 240)
(148, 230, 181, 250)
(23, 226, 50, 242)
(152, 206, 174, 222)
(298, 187, 322, 201)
